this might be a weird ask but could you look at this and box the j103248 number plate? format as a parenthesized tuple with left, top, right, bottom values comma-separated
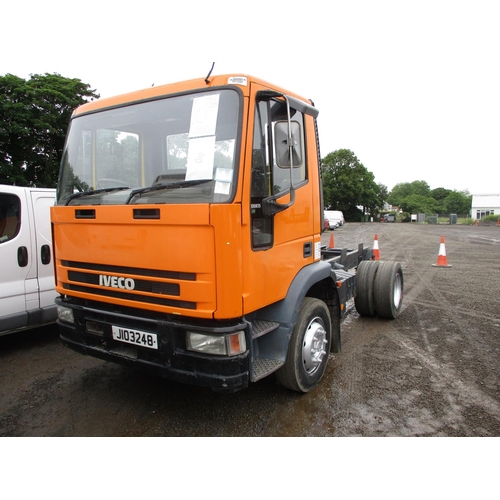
(112, 326, 158, 350)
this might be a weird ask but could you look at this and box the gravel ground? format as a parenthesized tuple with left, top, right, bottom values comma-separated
(1, 222, 499, 438)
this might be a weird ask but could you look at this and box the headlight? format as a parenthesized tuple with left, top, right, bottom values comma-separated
(57, 305, 74, 324)
(186, 331, 246, 356)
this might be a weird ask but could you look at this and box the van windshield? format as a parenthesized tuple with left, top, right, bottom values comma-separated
(57, 89, 241, 206)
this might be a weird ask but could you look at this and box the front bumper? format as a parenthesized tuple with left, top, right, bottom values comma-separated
(56, 297, 250, 393)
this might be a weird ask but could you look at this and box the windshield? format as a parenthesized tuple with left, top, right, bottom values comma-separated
(57, 89, 241, 205)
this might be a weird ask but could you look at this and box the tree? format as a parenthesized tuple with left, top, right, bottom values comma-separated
(387, 180, 440, 216)
(443, 190, 472, 215)
(430, 187, 452, 212)
(374, 182, 389, 214)
(322, 149, 383, 221)
(0, 73, 99, 187)
(398, 193, 437, 214)
(0, 74, 32, 185)
(388, 180, 431, 207)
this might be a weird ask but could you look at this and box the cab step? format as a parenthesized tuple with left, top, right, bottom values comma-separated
(251, 320, 280, 339)
(253, 357, 284, 381)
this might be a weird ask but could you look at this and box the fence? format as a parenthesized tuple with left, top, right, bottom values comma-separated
(424, 214, 471, 224)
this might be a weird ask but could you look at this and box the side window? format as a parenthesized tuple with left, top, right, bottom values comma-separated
(251, 100, 273, 249)
(0, 194, 21, 243)
(250, 98, 307, 250)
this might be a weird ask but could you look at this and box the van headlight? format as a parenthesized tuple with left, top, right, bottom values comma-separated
(57, 305, 74, 324)
(186, 331, 246, 356)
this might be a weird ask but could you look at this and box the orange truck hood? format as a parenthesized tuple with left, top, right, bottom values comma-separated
(51, 204, 233, 319)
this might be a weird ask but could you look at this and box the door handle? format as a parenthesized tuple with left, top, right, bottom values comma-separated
(303, 242, 312, 258)
(41, 244, 51, 265)
(18, 246, 28, 267)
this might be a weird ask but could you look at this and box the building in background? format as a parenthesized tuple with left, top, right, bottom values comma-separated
(471, 194, 500, 219)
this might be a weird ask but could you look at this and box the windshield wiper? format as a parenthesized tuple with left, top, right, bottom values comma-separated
(64, 187, 130, 206)
(125, 179, 213, 204)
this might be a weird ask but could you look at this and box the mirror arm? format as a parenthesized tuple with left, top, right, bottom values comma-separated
(262, 187, 295, 217)
(285, 95, 295, 190)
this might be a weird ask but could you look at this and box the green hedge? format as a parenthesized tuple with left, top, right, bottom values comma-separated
(483, 214, 500, 222)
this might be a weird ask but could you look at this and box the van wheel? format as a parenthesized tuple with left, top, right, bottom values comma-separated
(276, 298, 332, 392)
(373, 262, 404, 319)
(354, 260, 379, 316)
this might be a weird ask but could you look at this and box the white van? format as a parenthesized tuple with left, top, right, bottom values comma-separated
(0, 185, 57, 336)
(324, 210, 345, 229)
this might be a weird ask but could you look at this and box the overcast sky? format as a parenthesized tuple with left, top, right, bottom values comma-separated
(2, 0, 499, 194)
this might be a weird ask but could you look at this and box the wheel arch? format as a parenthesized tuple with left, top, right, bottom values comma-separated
(248, 260, 341, 356)
(307, 274, 341, 353)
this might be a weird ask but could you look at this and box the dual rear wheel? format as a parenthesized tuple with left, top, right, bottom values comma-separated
(354, 260, 403, 319)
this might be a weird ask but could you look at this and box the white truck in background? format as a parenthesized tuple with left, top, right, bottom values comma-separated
(0, 185, 57, 336)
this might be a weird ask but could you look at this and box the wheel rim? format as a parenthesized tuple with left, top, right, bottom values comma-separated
(302, 317, 328, 375)
(393, 273, 402, 308)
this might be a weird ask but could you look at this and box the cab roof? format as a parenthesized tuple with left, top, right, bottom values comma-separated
(73, 74, 313, 116)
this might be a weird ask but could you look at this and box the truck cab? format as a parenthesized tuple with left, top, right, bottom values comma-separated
(0, 185, 57, 335)
(52, 74, 403, 392)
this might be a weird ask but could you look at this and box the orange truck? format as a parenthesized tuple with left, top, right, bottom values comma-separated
(51, 74, 403, 393)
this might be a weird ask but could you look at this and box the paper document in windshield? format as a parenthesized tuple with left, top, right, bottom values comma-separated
(185, 136, 215, 180)
(189, 94, 220, 138)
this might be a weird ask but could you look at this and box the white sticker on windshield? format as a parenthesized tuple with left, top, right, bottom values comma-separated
(189, 94, 220, 138)
(214, 168, 233, 195)
(215, 181, 231, 195)
(185, 136, 215, 180)
(215, 168, 233, 183)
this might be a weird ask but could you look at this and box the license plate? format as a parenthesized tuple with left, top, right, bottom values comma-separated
(112, 326, 158, 350)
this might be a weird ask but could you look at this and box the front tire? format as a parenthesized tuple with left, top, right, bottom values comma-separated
(276, 298, 332, 392)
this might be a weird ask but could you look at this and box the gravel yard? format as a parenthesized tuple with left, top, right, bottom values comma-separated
(1, 222, 499, 438)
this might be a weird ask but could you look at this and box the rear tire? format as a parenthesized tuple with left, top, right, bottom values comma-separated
(354, 260, 380, 316)
(373, 261, 404, 319)
(276, 298, 332, 393)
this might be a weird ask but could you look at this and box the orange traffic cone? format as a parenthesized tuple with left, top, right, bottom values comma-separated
(496, 218, 500, 226)
(329, 233, 335, 249)
(373, 234, 380, 260)
(432, 236, 452, 267)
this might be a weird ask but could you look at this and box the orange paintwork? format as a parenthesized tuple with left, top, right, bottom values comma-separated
(74, 74, 313, 119)
(52, 204, 221, 317)
(239, 80, 322, 314)
(53, 75, 322, 321)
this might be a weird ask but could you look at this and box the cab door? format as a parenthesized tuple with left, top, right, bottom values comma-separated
(242, 82, 319, 314)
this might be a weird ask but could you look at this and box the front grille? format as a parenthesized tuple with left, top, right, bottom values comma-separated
(68, 271, 180, 296)
(62, 261, 197, 310)
(61, 260, 195, 281)
(63, 283, 196, 309)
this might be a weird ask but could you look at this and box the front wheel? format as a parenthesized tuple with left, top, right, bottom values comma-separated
(276, 298, 332, 393)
